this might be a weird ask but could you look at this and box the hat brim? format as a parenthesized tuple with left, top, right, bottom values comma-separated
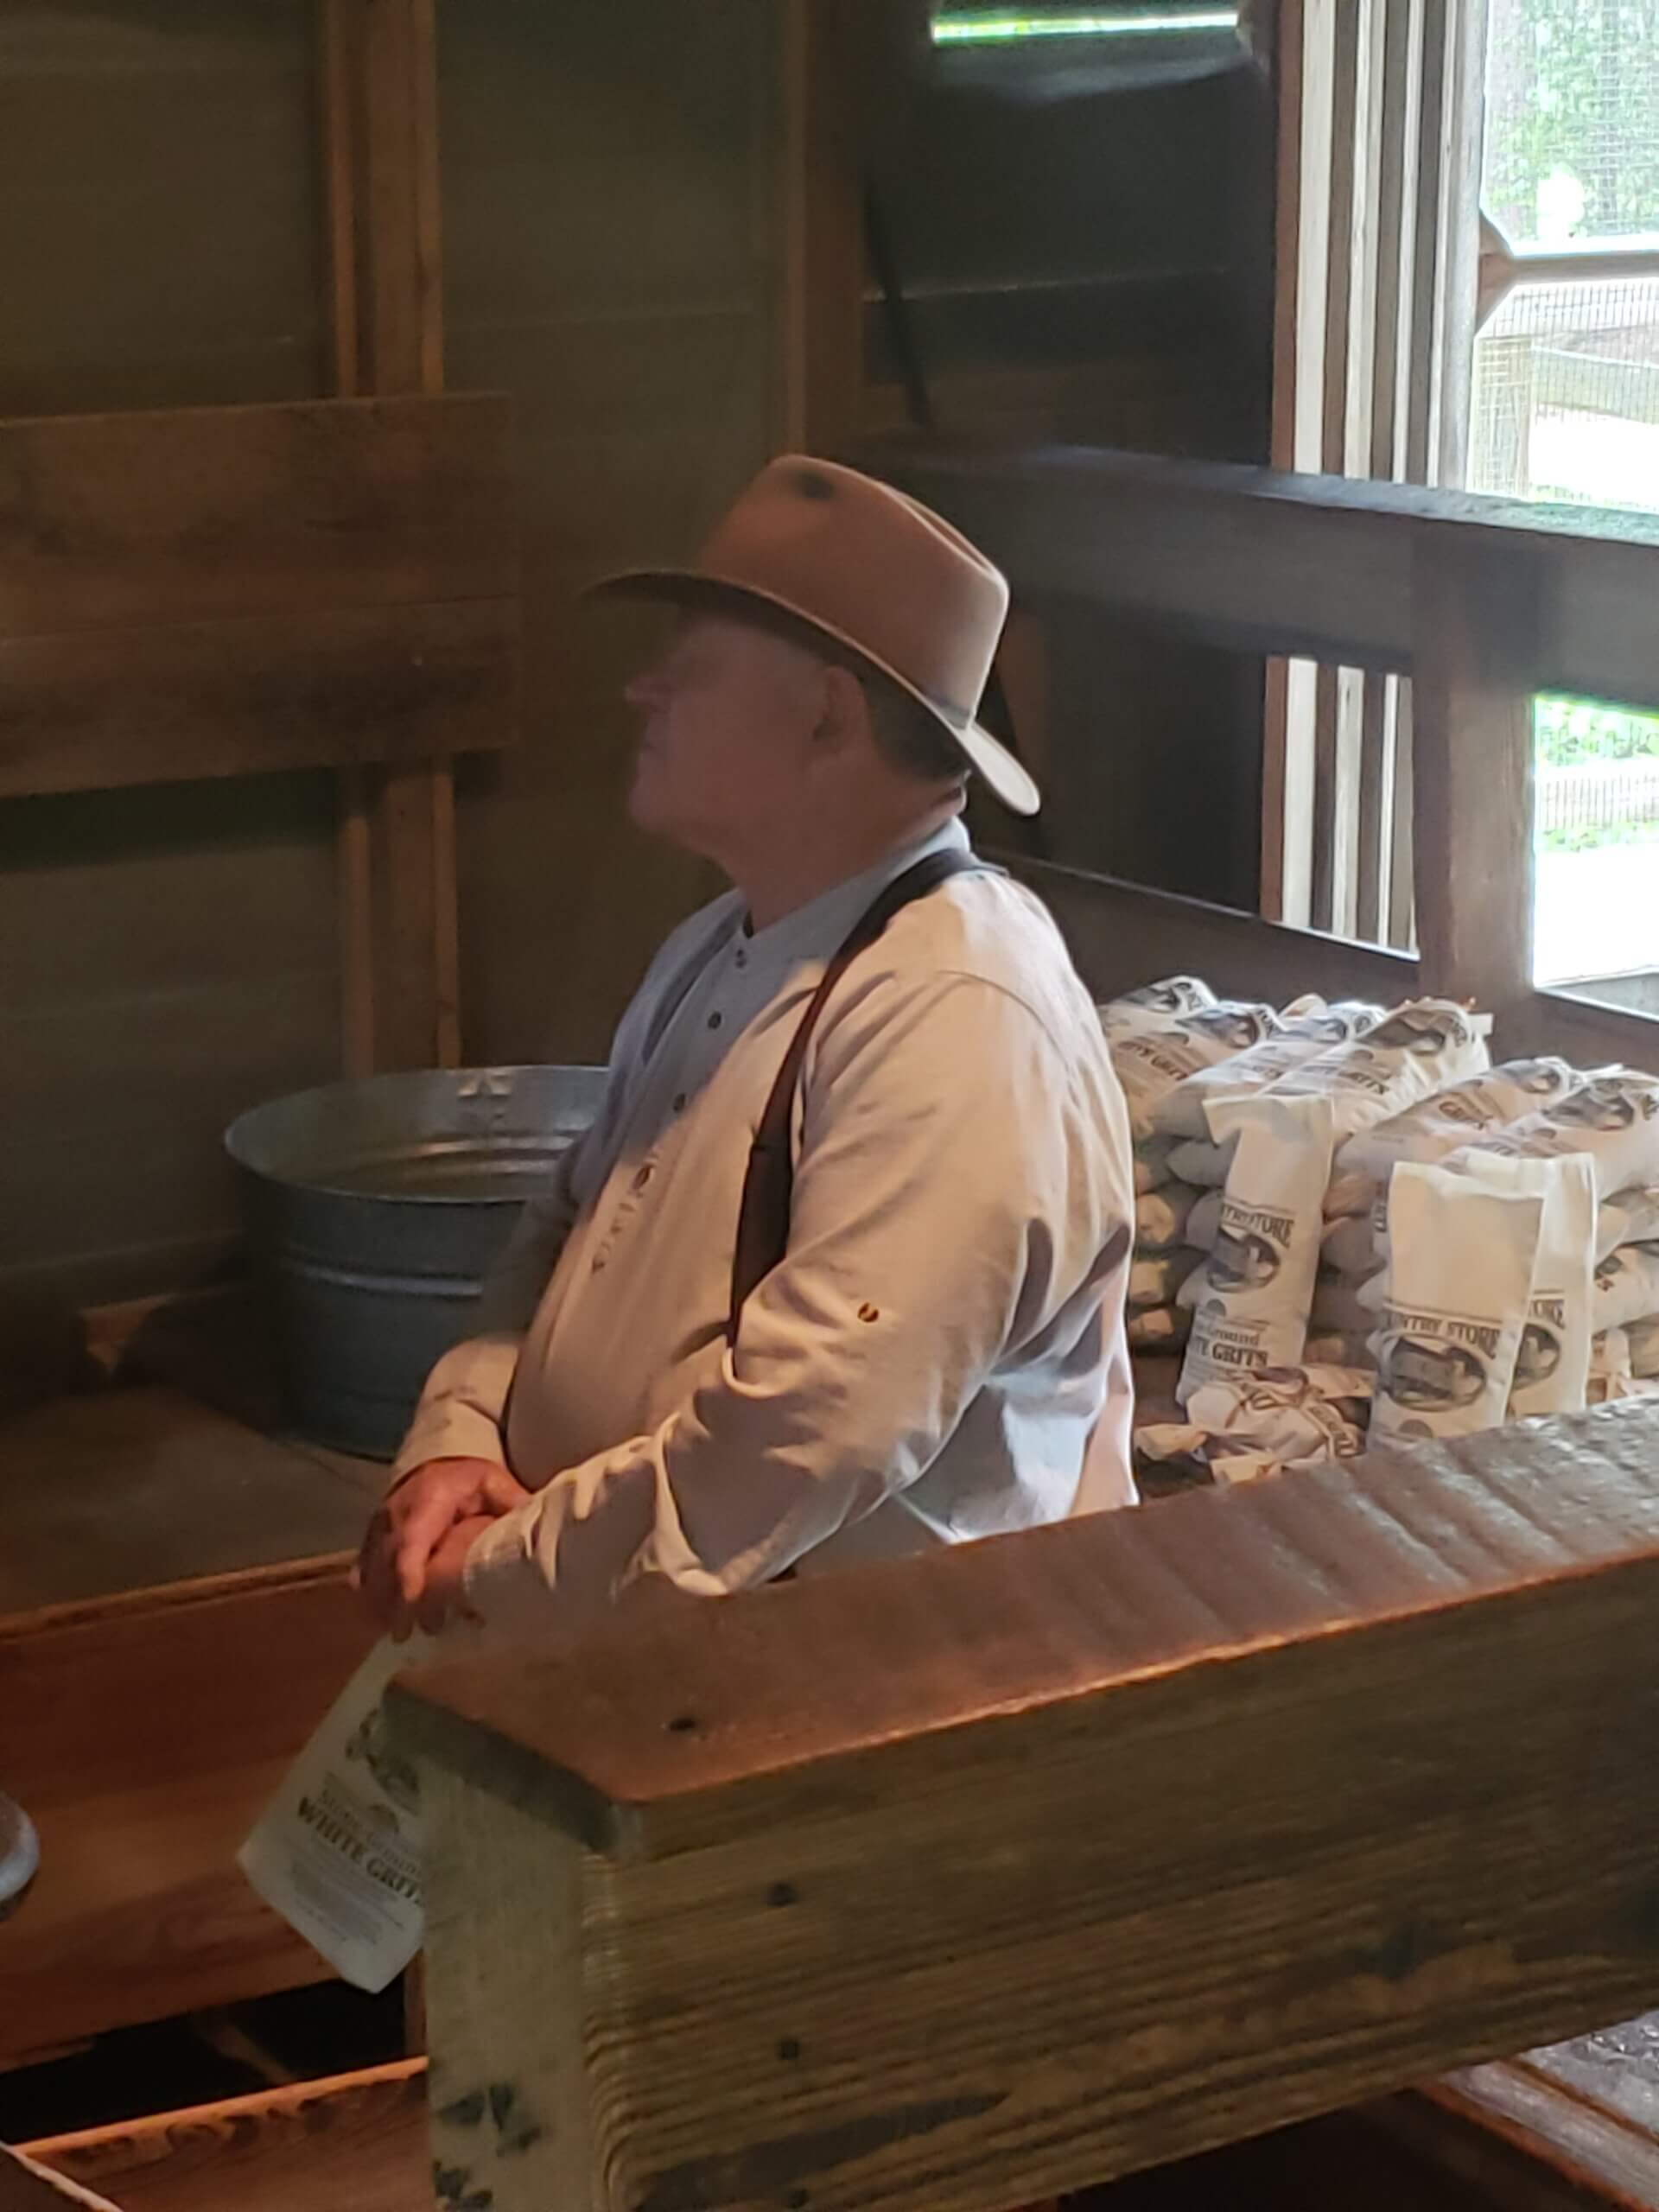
(588, 566, 1042, 817)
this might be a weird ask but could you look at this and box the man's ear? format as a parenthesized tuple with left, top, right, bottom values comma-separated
(813, 664, 871, 758)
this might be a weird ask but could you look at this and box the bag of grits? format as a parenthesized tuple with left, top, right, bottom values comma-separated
(1597, 1185, 1659, 1262)
(1111, 1001, 1281, 1141)
(1098, 976, 1217, 1044)
(1128, 1306, 1191, 1351)
(1588, 1327, 1631, 1403)
(1265, 998, 1491, 1149)
(1325, 1058, 1579, 1219)
(1370, 1164, 1542, 1447)
(1130, 1249, 1201, 1308)
(1154, 1000, 1382, 1140)
(1185, 1363, 1371, 1460)
(1320, 1212, 1382, 1280)
(1177, 1093, 1336, 1406)
(1186, 1188, 1223, 1249)
(1453, 1151, 1597, 1419)
(1592, 1241, 1659, 1333)
(1135, 1139, 1176, 1196)
(1306, 1329, 1376, 1370)
(1166, 1136, 1233, 1188)
(1136, 1179, 1203, 1253)
(1445, 1069, 1659, 1202)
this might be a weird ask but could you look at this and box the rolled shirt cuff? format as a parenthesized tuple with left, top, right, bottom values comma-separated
(459, 1505, 549, 1633)
(389, 1400, 509, 1489)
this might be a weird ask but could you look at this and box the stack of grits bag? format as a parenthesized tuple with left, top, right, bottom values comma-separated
(1131, 997, 1492, 1484)
(1314, 1058, 1579, 1359)
(1360, 1069, 1659, 1421)
(1176, 998, 1489, 1355)
(1096, 977, 1280, 1358)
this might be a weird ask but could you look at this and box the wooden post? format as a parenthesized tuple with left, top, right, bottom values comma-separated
(394, 1406, 1659, 2212)
(1410, 526, 1536, 1015)
(319, 0, 461, 1072)
(779, 0, 865, 455)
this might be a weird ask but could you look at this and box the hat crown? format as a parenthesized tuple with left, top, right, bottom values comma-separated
(696, 456, 1010, 725)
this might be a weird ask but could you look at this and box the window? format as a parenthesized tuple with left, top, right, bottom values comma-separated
(1470, 0, 1659, 998)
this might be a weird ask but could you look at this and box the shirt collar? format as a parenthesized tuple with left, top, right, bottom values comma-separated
(741, 817, 970, 967)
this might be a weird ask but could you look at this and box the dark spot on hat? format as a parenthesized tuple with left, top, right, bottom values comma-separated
(794, 467, 835, 501)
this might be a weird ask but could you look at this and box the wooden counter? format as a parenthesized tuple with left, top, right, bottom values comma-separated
(0, 1384, 378, 2067)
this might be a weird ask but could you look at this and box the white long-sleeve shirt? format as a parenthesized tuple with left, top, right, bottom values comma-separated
(395, 817, 1136, 1636)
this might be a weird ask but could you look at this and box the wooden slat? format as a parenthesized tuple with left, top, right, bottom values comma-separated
(1405, 0, 1452, 486)
(1347, 2077, 1659, 2211)
(1424, 2056, 1659, 2208)
(395, 1406, 1659, 2212)
(22, 2061, 429, 2212)
(872, 443, 1659, 712)
(0, 394, 512, 638)
(0, 599, 515, 799)
(1410, 531, 1535, 1014)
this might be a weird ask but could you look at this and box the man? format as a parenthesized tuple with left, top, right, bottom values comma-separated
(356, 456, 1135, 1643)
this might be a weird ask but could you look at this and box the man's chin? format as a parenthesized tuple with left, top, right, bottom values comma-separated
(626, 770, 679, 842)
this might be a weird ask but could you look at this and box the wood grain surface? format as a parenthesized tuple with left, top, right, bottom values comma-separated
(871, 440, 1659, 711)
(0, 392, 515, 805)
(0, 1385, 379, 1617)
(1411, 530, 1536, 1017)
(0, 2149, 119, 2212)
(0, 599, 515, 801)
(397, 1404, 1659, 2212)
(0, 1545, 373, 2063)
(21, 2061, 428, 2212)
(0, 395, 510, 639)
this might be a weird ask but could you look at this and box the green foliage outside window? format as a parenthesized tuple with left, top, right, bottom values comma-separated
(1484, 0, 1659, 243)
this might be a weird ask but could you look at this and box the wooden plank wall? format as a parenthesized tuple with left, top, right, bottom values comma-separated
(435, 0, 791, 1065)
(0, 1, 339, 1316)
(0, 0, 1272, 1315)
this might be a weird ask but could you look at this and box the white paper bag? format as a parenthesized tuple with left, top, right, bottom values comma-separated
(1370, 1165, 1542, 1446)
(239, 1634, 441, 1993)
(1177, 1093, 1337, 1404)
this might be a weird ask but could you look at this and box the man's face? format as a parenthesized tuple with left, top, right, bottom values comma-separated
(623, 613, 824, 858)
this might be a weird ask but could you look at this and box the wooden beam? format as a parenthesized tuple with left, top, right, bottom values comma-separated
(868, 442, 1659, 712)
(0, 396, 513, 639)
(1410, 531, 1535, 1014)
(21, 2060, 428, 2212)
(0, 599, 516, 800)
(321, 0, 461, 1071)
(393, 1404, 1659, 2212)
(779, 0, 865, 454)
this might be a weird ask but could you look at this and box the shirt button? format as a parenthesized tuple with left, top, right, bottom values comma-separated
(734, 947, 747, 969)
(708, 1011, 722, 1031)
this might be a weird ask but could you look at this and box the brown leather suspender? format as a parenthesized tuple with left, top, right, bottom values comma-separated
(726, 847, 985, 1346)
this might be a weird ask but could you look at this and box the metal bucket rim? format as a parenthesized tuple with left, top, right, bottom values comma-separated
(224, 1063, 606, 1208)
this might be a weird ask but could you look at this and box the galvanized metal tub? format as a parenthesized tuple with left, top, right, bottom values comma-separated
(226, 1065, 606, 1460)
